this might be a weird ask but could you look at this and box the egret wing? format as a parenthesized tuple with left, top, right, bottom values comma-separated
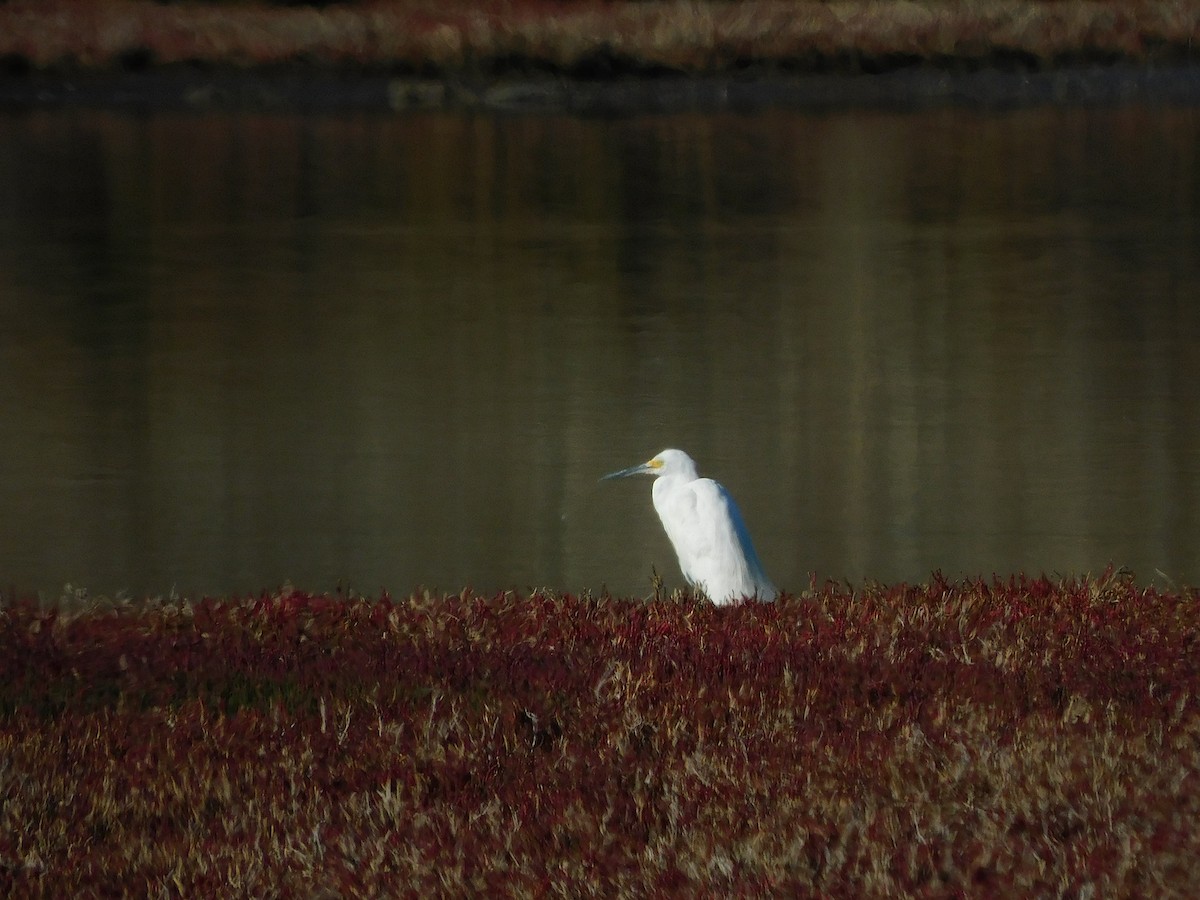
(655, 477, 775, 602)
(713, 483, 776, 600)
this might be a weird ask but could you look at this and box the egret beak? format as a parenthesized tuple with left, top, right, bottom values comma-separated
(600, 462, 654, 481)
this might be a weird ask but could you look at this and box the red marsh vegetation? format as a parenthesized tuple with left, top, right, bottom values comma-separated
(1, 1, 1199, 75)
(1, 572, 1198, 894)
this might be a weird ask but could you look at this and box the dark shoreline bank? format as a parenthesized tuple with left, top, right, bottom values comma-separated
(4, 62, 1200, 114)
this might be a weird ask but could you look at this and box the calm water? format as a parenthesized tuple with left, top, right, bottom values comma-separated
(1, 104, 1198, 600)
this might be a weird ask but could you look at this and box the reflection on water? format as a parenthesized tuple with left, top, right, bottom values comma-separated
(0, 104, 1198, 598)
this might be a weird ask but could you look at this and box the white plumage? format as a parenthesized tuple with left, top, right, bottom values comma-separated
(603, 448, 777, 604)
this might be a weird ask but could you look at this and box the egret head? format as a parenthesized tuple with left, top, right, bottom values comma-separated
(601, 448, 698, 482)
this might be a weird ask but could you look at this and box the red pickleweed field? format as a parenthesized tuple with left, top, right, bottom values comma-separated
(1, 1, 1199, 75)
(2, 573, 1198, 895)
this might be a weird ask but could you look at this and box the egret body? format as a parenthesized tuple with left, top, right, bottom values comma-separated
(602, 449, 777, 604)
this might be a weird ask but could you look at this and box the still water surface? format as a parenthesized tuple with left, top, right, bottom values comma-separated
(1, 103, 1198, 599)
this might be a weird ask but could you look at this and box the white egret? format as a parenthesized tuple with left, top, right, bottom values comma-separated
(602, 448, 778, 604)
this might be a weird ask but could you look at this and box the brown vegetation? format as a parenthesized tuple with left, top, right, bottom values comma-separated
(1, 1, 1198, 75)
(1, 573, 1198, 894)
